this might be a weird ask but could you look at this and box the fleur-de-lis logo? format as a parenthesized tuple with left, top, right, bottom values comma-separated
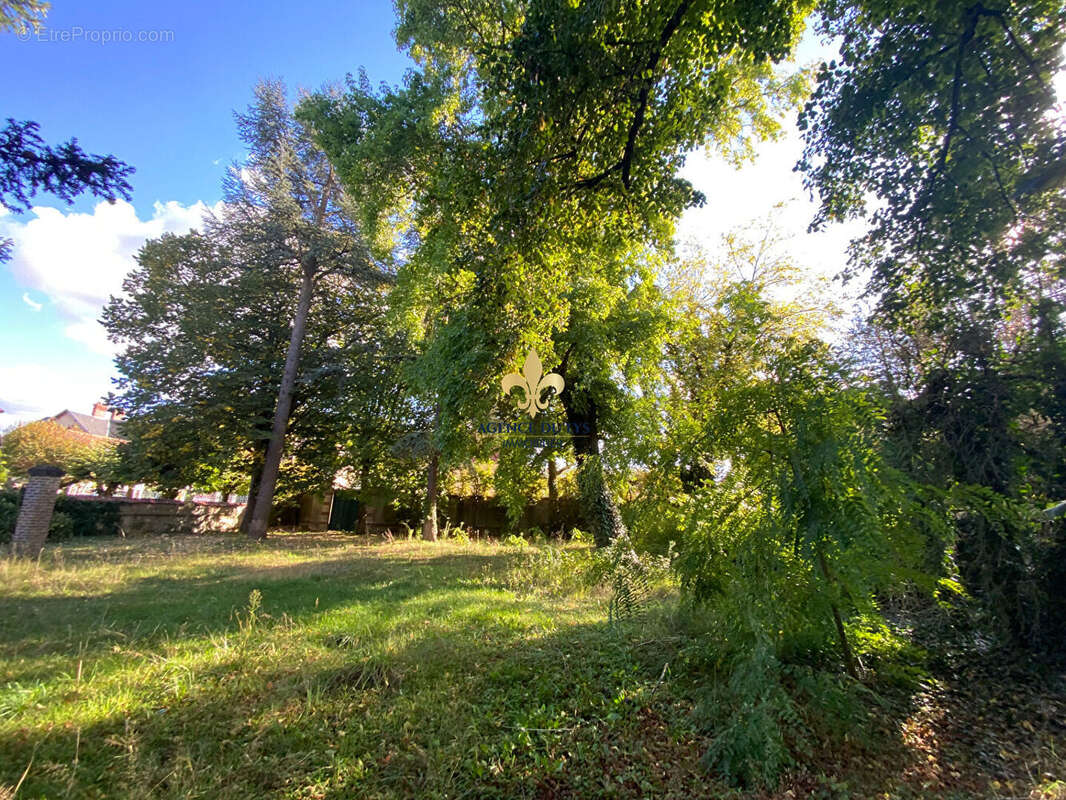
(501, 349, 565, 417)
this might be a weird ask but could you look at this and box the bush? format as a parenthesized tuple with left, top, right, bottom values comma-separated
(696, 641, 796, 789)
(0, 489, 18, 543)
(0, 490, 121, 543)
(587, 534, 676, 623)
(668, 350, 943, 787)
(568, 527, 591, 544)
(48, 511, 75, 540)
(446, 522, 470, 544)
(51, 497, 121, 539)
(951, 486, 1066, 651)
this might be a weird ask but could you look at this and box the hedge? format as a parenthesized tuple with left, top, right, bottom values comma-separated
(0, 489, 121, 543)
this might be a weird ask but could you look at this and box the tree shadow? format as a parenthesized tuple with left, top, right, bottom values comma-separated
(0, 546, 515, 686)
(2, 541, 1062, 799)
(0, 604, 711, 799)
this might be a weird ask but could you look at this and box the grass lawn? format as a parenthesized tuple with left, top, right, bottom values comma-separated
(0, 534, 1063, 799)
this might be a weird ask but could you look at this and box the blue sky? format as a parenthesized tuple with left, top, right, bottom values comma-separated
(0, 0, 413, 423)
(3, 0, 412, 218)
(0, 2, 871, 427)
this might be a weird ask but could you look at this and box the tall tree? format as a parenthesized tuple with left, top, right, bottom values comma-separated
(302, 0, 812, 545)
(104, 83, 391, 535)
(799, 0, 1066, 644)
(104, 228, 398, 526)
(219, 81, 384, 540)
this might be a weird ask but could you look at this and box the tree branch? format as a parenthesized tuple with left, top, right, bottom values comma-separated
(619, 0, 695, 189)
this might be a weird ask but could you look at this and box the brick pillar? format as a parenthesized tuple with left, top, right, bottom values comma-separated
(11, 465, 64, 558)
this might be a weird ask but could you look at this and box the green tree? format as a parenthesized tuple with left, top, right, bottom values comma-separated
(104, 84, 395, 533)
(103, 227, 398, 525)
(643, 238, 940, 786)
(302, 0, 813, 545)
(68, 440, 127, 496)
(799, 0, 1066, 328)
(799, 0, 1066, 646)
(212, 81, 386, 539)
(105, 230, 290, 508)
(0, 420, 103, 481)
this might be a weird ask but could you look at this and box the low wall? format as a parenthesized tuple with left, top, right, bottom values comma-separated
(59, 496, 244, 536)
(115, 498, 243, 536)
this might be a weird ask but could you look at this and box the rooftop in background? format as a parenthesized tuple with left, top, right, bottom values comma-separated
(51, 403, 126, 441)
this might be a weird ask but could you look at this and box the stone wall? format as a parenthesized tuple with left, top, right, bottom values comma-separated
(114, 498, 243, 536)
(39, 496, 244, 537)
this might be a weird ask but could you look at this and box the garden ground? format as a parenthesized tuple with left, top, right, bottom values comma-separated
(0, 534, 1063, 799)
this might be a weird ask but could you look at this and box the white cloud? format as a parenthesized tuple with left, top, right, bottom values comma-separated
(0, 363, 109, 429)
(1, 199, 221, 355)
(21, 293, 42, 312)
(63, 320, 119, 357)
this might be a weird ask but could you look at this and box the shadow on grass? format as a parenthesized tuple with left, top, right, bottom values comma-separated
(1, 588, 1000, 800)
(0, 603, 712, 799)
(0, 548, 516, 686)
(2, 540, 1063, 799)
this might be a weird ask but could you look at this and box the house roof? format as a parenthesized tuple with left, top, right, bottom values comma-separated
(53, 410, 126, 440)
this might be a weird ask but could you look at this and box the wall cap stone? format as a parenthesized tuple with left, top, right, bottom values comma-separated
(28, 465, 65, 477)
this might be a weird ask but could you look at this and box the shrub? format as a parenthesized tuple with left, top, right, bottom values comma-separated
(695, 640, 795, 788)
(951, 486, 1066, 651)
(0, 489, 18, 543)
(1, 491, 122, 543)
(568, 527, 591, 544)
(587, 533, 676, 623)
(52, 497, 121, 539)
(670, 348, 943, 787)
(48, 511, 75, 540)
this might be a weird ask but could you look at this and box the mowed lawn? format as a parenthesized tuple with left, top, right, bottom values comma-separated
(0, 535, 705, 799)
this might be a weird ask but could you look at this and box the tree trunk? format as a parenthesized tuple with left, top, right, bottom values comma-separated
(818, 548, 860, 680)
(247, 267, 315, 540)
(239, 447, 267, 536)
(547, 456, 560, 536)
(422, 448, 439, 541)
(559, 380, 626, 548)
(357, 459, 370, 536)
